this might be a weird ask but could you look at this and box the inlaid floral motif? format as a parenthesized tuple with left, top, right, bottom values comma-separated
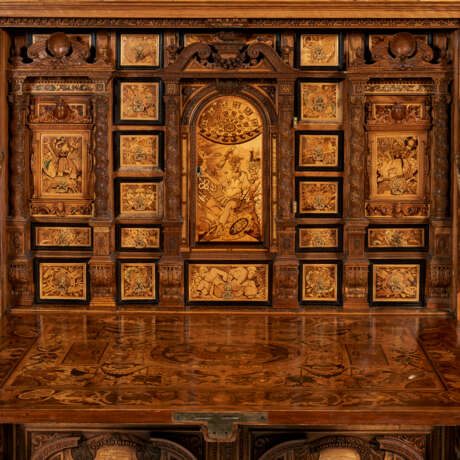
(39, 262, 87, 301)
(119, 34, 160, 67)
(120, 82, 159, 121)
(300, 34, 340, 67)
(301, 263, 339, 303)
(120, 262, 156, 302)
(300, 82, 342, 123)
(373, 264, 421, 302)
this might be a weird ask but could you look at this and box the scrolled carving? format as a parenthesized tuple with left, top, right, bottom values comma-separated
(26, 31, 91, 67)
(8, 261, 33, 304)
(377, 434, 426, 460)
(273, 263, 298, 305)
(90, 263, 114, 299)
(370, 32, 435, 70)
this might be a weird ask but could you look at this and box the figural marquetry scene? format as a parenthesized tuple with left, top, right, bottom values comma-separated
(0, 25, 455, 312)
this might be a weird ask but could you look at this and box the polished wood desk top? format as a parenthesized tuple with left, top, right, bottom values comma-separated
(0, 312, 459, 426)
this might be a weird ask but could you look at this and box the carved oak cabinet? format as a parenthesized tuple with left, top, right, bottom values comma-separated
(0, 2, 460, 458)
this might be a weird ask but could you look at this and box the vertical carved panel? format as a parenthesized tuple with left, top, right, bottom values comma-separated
(8, 91, 27, 219)
(431, 77, 451, 219)
(159, 263, 183, 304)
(348, 80, 367, 218)
(344, 265, 368, 300)
(273, 263, 298, 306)
(94, 93, 110, 219)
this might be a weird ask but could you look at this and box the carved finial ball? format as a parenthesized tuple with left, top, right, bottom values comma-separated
(47, 32, 71, 58)
(389, 32, 416, 58)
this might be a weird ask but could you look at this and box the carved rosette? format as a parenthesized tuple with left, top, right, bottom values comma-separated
(94, 94, 110, 218)
(8, 92, 28, 218)
(431, 77, 451, 219)
(348, 80, 367, 218)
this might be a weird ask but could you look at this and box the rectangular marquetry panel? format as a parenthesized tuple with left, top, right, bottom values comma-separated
(296, 224, 343, 252)
(116, 225, 162, 252)
(32, 223, 92, 250)
(117, 260, 158, 304)
(34, 258, 89, 304)
(185, 261, 271, 305)
(299, 261, 342, 306)
(366, 224, 428, 251)
(369, 260, 425, 307)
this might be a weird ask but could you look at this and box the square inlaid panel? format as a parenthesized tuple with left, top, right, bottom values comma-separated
(114, 78, 163, 125)
(299, 261, 342, 306)
(369, 260, 425, 307)
(117, 32, 162, 69)
(297, 79, 343, 123)
(296, 33, 343, 70)
(115, 178, 163, 217)
(117, 260, 158, 304)
(0, 314, 456, 426)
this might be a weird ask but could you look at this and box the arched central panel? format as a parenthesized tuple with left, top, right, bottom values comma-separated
(194, 95, 264, 245)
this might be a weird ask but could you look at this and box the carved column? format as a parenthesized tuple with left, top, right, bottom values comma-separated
(7, 78, 33, 306)
(160, 79, 184, 305)
(431, 76, 451, 220)
(273, 78, 297, 307)
(344, 79, 369, 308)
(90, 86, 115, 307)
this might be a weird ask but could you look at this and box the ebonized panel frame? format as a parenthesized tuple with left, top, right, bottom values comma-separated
(31, 222, 93, 251)
(295, 129, 344, 172)
(365, 223, 429, 252)
(368, 258, 426, 307)
(298, 259, 343, 306)
(184, 260, 273, 307)
(116, 258, 160, 305)
(113, 130, 164, 172)
(116, 224, 163, 252)
(116, 30, 164, 70)
(34, 257, 90, 305)
(295, 30, 344, 70)
(113, 77, 164, 125)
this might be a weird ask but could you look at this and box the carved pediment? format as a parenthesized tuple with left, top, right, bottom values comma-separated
(167, 32, 292, 73)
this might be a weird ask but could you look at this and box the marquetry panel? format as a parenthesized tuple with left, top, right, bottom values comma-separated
(369, 260, 425, 307)
(295, 130, 343, 171)
(296, 32, 343, 70)
(34, 258, 90, 304)
(116, 31, 162, 69)
(31, 223, 92, 250)
(115, 178, 163, 217)
(299, 261, 342, 306)
(194, 95, 265, 245)
(114, 78, 164, 125)
(366, 224, 428, 251)
(185, 261, 271, 305)
(113, 131, 164, 172)
(116, 224, 162, 252)
(117, 260, 158, 304)
(296, 224, 343, 252)
(297, 79, 343, 124)
(295, 177, 343, 218)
